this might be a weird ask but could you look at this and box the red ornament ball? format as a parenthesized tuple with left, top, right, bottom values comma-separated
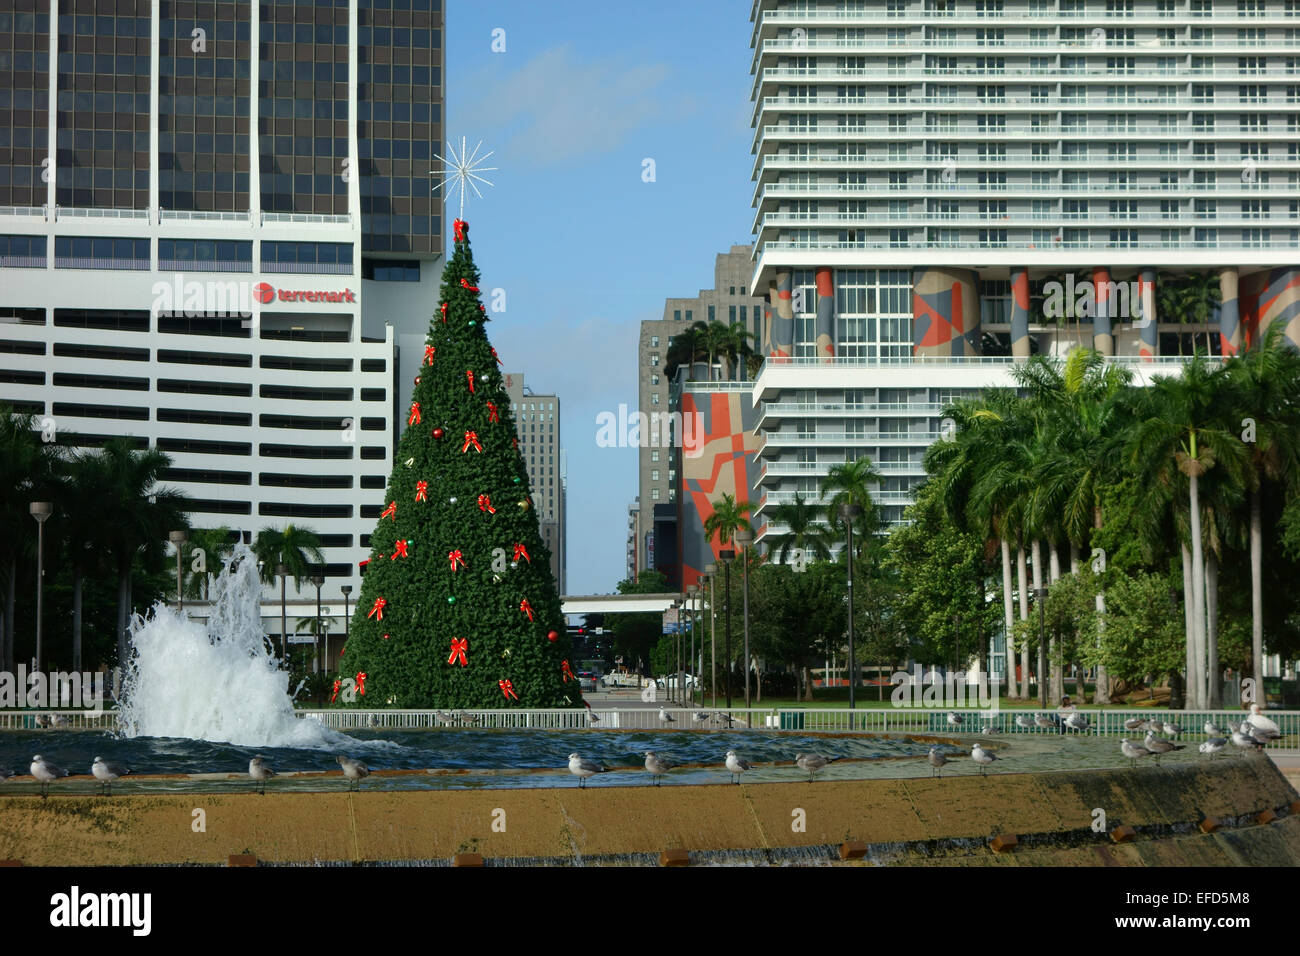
(547, 630, 559, 642)
(432, 427, 445, 440)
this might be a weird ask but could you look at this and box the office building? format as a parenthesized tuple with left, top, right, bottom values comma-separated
(504, 371, 566, 593)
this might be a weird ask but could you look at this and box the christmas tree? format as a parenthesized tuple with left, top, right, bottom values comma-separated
(337, 219, 579, 708)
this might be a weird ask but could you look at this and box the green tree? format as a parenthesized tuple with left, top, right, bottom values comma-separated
(182, 527, 237, 600)
(252, 524, 325, 589)
(824, 457, 882, 535)
(765, 492, 834, 564)
(608, 570, 670, 675)
(338, 220, 575, 708)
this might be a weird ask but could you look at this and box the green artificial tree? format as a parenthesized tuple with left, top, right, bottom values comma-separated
(338, 219, 579, 708)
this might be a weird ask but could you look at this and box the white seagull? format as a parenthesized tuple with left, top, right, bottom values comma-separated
(1147, 718, 1165, 735)
(1120, 739, 1151, 767)
(1243, 720, 1279, 746)
(1204, 720, 1226, 738)
(928, 747, 949, 777)
(1064, 711, 1091, 733)
(795, 753, 839, 783)
(725, 750, 752, 784)
(1033, 713, 1058, 732)
(659, 707, 675, 725)
(1246, 703, 1280, 737)
(337, 755, 370, 790)
(1014, 714, 1034, 731)
(568, 753, 606, 788)
(1123, 717, 1147, 733)
(30, 755, 68, 798)
(1231, 724, 1263, 754)
(1198, 738, 1228, 759)
(692, 712, 710, 724)
(946, 712, 964, 728)
(1143, 732, 1182, 758)
(971, 743, 998, 776)
(249, 756, 275, 795)
(644, 751, 674, 787)
(1163, 721, 1184, 737)
(91, 756, 129, 796)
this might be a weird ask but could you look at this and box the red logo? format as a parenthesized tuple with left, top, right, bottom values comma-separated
(251, 282, 356, 305)
(253, 282, 275, 304)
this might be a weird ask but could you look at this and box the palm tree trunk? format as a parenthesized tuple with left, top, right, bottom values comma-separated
(1206, 551, 1221, 709)
(72, 562, 84, 673)
(1048, 542, 1064, 703)
(117, 562, 131, 670)
(1250, 489, 1263, 686)
(1017, 545, 1030, 699)
(1000, 538, 1017, 698)
(1031, 540, 1043, 696)
(1188, 474, 1208, 710)
(1181, 541, 1195, 711)
(1093, 508, 1110, 705)
(2, 558, 14, 672)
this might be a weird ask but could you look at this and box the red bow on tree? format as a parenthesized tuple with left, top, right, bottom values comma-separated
(498, 679, 519, 701)
(486, 401, 499, 423)
(408, 402, 421, 426)
(356, 672, 367, 696)
(367, 597, 387, 621)
(440, 302, 447, 323)
(462, 431, 483, 453)
(512, 436, 518, 449)
(453, 218, 467, 242)
(381, 501, 397, 521)
(477, 494, 495, 514)
(415, 480, 428, 502)
(390, 540, 408, 561)
(513, 543, 531, 564)
(460, 278, 480, 293)
(466, 369, 475, 394)
(423, 345, 436, 365)
(561, 660, 575, 683)
(448, 637, 468, 667)
(449, 549, 466, 572)
(520, 598, 535, 622)
(491, 347, 503, 366)
(330, 679, 340, 703)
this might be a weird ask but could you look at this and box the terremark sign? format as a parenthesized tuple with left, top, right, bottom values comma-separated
(253, 281, 356, 304)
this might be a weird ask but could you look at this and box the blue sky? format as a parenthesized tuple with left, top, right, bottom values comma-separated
(444, 2, 757, 594)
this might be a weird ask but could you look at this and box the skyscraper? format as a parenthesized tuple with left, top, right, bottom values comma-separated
(0, 0, 445, 616)
(504, 371, 566, 594)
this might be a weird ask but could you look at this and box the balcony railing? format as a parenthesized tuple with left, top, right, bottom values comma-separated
(260, 262, 354, 275)
(53, 256, 151, 270)
(0, 255, 47, 268)
(158, 259, 255, 273)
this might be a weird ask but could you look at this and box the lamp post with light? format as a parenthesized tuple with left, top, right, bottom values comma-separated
(276, 563, 289, 662)
(840, 504, 863, 711)
(704, 563, 718, 709)
(687, 583, 699, 707)
(719, 547, 735, 709)
(735, 529, 754, 709)
(169, 530, 187, 611)
(30, 502, 53, 672)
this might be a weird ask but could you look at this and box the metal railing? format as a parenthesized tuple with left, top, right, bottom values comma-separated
(161, 209, 251, 223)
(0, 710, 118, 731)
(56, 207, 148, 221)
(260, 262, 354, 275)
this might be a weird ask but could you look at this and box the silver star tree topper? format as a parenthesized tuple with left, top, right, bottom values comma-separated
(431, 136, 497, 218)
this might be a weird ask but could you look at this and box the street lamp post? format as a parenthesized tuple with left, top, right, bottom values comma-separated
(169, 530, 188, 611)
(675, 598, 684, 706)
(705, 563, 717, 709)
(840, 503, 863, 711)
(276, 563, 289, 663)
(735, 529, 754, 709)
(30, 502, 52, 673)
(310, 574, 324, 674)
(719, 548, 735, 709)
(687, 584, 699, 707)
(1035, 586, 1049, 707)
(340, 584, 352, 670)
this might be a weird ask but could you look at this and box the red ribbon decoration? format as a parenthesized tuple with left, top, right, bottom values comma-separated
(513, 543, 531, 564)
(356, 672, 367, 696)
(453, 218, 467, 242)
(423, 345, 436, 365)
(491, 347, 502, 366)
(561, 660, 575, 683)
(449, 549, 466, 572)
(486, 401, 499, 423)
(466, 369, 475, 393)
(408, 402, 421, 426)
(381, 501, 397, 521)
(499, 679, 519, 701)
(330, 679, 340, 703)
(462, 431, 483, 453)
(477, 494, 496, 514)
(460, 278, 480, 293)
(440, 302, 447, 323)
(448, 638, 468, 667)
(390, 540, 408, 560)
(520, 598, 535, 622)
(512, 436, 518, 449)
(368, 597, 387, 621)
(415, 480, 428, 502)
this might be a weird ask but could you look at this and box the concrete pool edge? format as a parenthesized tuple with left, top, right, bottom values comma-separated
(0, 757, 1296, 866)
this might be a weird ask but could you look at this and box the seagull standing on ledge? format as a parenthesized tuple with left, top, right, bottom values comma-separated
(725, 750, 752, 784)
(1120, 739, 1151, 767)
(1231, 724, 1262, 754)
(946, 712, 964, 729)
(1123, 717, 1147, 733)
(1014, 714, 1034, 731)
(1246, 703, 1280, 737)
(568, 753, 606, 788)
(249, 756, 275, 795)
(927, 747, 949, 777)
(971, 743, 998, 776)
(91, 756, 129, 796)
(1204, 720, 1226, 738)
(644, 751, 674, 787)
(337, 755, 370, 790)
(30, 755, 67, 798)
(1143, 732, 1182, 759)
(659, 707, 675, 726)
(1199, 738, 1227, 759)
(795, 753, 838, 782)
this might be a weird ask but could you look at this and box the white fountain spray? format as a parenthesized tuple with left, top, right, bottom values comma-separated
(118, 543, 348, 749)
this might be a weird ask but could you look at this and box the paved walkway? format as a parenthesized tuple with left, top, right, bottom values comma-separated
(1269, 753, 1300, 791)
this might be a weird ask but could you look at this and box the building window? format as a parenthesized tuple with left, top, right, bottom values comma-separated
(673, 310, 681, 321)
(361, 258, 420, 281)
(651, 470, 660, 481)
(651, 488, 660, 501)
(650, 353, 660, 366)
(651, 335, 659, 347)
(652, 394, 660, 405)
(651, 374, 660, 386)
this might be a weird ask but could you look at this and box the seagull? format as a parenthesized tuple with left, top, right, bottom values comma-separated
(644, 751, 674, 787)
(659, 707, 675, 725)
(568, 753, 606, 788)
(1147, 718, 1165, 735)
(1143, 732, 1182, 758)
(981, 723, 1002, 734)
(30, 755, 67, 798)
(1163, 721, 1184, 738)
(1064, 712, 1091, 734)
(725, 750, 752, 784)
(692, 712, 711, 724)
(1199, 738, 1228, 759)
(1033, 712, 1059, 732)
(1014, 714, 1034, 731)
(249, 756, 275, 795)
(436, 710, 456, 725)
(1246, 703, 1280, 736)
(1120, 739, 1151, 767)
(928, 747, 949, 777)
(1204, 720, 1227, 738)
(91, 757, 129, 795)
(795, 753, 839, 783)
(1231, 725, 1262, 754)
(971, 743, 998, 776)
(1123, 717, 1147, 733)
(50, 714, 69, 729)
(946, 712, 964, 728)
(337, 755, 370, 791)
(34, 714, 51, 729)
(1244, 721, 1279, 745)
(583, 700, 600, 723)
(716, 712, 736, 727)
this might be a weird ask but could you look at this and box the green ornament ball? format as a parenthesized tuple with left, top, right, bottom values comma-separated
(447, 595, 456, 604)
(468, 320, 477, 327)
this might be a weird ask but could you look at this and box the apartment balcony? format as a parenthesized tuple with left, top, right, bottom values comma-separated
(753, 182, 1294, 204)
(757, 401, 946, 425)
(755, 211, 1299, 233)
(755, 488, 917, 516)
(757, 458, 925, 487)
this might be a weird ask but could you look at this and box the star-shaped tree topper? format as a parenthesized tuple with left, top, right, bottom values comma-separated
(432, 136, 497, 218)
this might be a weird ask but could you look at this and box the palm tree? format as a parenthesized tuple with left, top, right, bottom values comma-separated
(766, 493, 834, 565)
(702, 322, 733, 382)
(61, 449, 112, 672)
(723, 321, 755, 381)
(1223, 323, 1300, 684)
(823, 457, 883, 540)
(663, 322, 707, 382)
(1157, 271, 1221, 355)
(183, 527, 237, 600)
(253, 524, 326, 589)
(702, 492, 754, 706)
(96, 438, 192, 668)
